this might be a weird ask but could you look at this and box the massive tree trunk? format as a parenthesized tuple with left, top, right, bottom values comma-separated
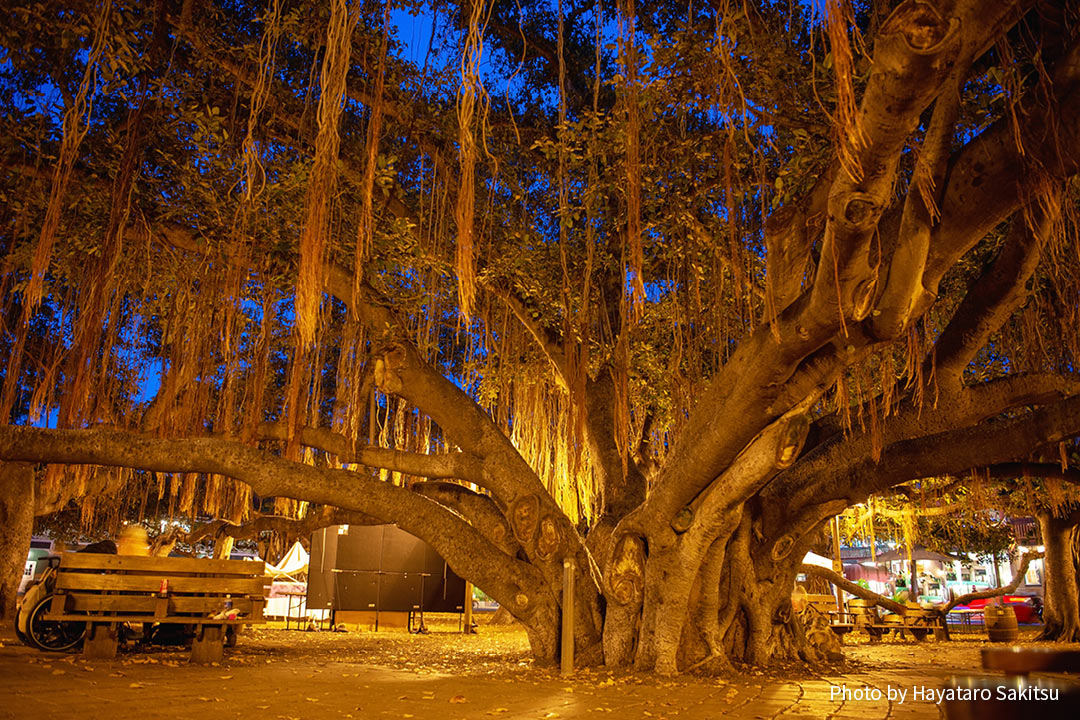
(0, 463, 35, 627)
(2, 0, 1080, 676)
(1038, 510, 1080, 642)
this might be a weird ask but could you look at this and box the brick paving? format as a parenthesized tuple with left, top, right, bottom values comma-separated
(2, 625, 1078, 719)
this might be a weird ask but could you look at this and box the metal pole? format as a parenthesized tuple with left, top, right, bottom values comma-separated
(561, 558, 575, 676)
(831, 515, 844, 612)
(463, 581, 474, 634)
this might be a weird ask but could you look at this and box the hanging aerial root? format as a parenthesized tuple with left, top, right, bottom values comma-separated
(355, 0, 392, 298)
(823, 0, 865, 183)
(296, 0, 358, 346)
(240, 0, 283, 201)
(618, 0, 645, 315)
(25, 3, 112, 313)
(455, 0, 487, 321)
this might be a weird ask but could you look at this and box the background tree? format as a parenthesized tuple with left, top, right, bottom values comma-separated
(1, 0, 1080, 673)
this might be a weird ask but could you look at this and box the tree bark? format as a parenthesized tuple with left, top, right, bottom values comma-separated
(0, 463, 35, 627)
(1038, 510, 1080, 642)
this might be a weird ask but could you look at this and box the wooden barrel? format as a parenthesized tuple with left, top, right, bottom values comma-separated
(985, 604, 1018, 642)
(847, 598, 877, 626)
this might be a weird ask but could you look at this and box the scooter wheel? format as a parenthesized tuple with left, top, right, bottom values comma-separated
(26, 595, 86, 652)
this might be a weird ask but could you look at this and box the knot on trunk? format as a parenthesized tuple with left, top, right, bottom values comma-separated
(512, 495, 540, 544)
(536, 515, 562, 559)
(881, 1, 958, 54)
(775, 414, 811, 469)
(770, 534, 796, 561)
(671, 506, 694, 533)
(608, 534, 645, 604)
(373, 344, 408, 394)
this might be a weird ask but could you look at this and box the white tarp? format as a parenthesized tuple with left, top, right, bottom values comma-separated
(802, 551, 833, 568)
(264, 541, 309, 578)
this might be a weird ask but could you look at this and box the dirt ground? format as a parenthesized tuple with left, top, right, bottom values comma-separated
(1, 617, 1078, 720)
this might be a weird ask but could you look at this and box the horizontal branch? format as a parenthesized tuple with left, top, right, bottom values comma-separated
(798, 564, 907, 614)
(942, 551, 1044, 613)
(0, 425, 548, 615)
(412, 481, 520, 556)
(979, 462, 1080, 484)
(256, 422, 483, 482)
(185, 507, 381, 545)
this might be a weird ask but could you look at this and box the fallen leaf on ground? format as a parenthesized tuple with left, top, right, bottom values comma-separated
(450, 695, 467, 704)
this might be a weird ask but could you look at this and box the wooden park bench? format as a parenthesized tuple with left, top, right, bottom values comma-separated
(797, 593, 855, 640)
(44, 553, 267, 663)
(848, 598, 945, 641)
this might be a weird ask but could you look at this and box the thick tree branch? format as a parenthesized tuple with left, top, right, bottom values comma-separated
(923, 39, 1080, 297)
(929, 191, 1062, 388)
(789, 371, 1080, 505)
(621, 0, 1023, 543)
(412, 481, 520, 557)
(870, 73, 962, 339)
(0, 425, 549, 615)
(861, 394, 1080, 497)
(184, 507, 381, 546)
(942, 551, 1044, 613)
(255, 422, 483, 482)
(486, 284, 569, 388)
(798, 564, 907, 615)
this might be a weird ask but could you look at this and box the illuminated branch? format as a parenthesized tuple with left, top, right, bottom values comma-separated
(870, 73, 962, 340)
(412, 481, 520, 556)
(615, 0, 1017, 542)
(929, 193, 1061, 389)
(184, 507, 381, 545)
(255, 422, 484, 483)
(486, 284, 570, 389)
(0, 425, 547, 613)
(798, 564, 908, 615)
(859, 395, 1080, 496)
(942, 551, 1045, 613)
(923, 40, 1080, 296)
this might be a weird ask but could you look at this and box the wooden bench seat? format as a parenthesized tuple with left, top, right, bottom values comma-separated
(44, 553, 267, 663)
(848, 599, 944, 641)
(799, 593, 855, 638)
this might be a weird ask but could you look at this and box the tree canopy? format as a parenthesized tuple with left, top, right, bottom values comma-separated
(1, 0, 1080, 672)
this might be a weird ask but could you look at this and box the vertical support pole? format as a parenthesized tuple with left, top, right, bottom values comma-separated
(867, 498, 877, 564)
(831, 515, 844, 612)
(561, 558, 575, 676)
(463, 581, 474, 634)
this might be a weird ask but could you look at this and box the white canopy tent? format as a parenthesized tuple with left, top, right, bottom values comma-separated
(263, 541, 309, 579)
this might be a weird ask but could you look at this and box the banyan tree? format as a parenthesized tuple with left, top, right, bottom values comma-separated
(2, 0, 1080, 672)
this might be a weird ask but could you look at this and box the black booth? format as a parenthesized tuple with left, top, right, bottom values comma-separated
(306, 524, 467, 624)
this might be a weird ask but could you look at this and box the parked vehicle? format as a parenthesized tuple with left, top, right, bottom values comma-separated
(957, 595, 1042, 624)
(15, 557, 87, 651)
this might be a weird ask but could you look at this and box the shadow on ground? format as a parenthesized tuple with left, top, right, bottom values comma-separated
(1, 618, 1077, 720)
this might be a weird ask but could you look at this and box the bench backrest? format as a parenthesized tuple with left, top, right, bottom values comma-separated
(53, 553, 267, 621)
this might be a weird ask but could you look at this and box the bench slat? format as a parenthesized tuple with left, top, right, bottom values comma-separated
(59, 553, 264, 577)
(59, 594, 260, 616)
(55, 573, 266, 595)
(45, 613, 255, 625)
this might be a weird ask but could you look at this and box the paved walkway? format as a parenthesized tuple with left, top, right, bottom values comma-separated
(2, 626, 1077, 719)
